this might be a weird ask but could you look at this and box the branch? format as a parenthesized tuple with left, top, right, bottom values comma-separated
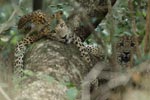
(128, 0, 142, 59)
(144, 0, 150, 54)
(81, 62, 105, 100)
(91, 60, 150, 100)
(0, 86, 12, 100)
(67, 0, 117, 41)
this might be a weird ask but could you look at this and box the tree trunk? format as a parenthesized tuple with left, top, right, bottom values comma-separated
(67, 0, 116, 41)
(14, 40, 92, 100)
(144, 0, 150, 54)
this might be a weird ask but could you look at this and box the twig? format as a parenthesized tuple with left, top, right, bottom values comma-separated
(0, 9, 17, 34)
(107, 0, 118, 67)
(0, 86, 12, 100)
(144, 0, 150, 54)
(0, 0, 23, 35)
(128, 0, 142, 58)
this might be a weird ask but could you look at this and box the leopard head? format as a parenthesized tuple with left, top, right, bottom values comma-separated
(52, 15, 72, 43)
(115, 35, 140, 67)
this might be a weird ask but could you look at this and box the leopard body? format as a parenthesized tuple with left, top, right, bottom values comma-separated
(14, 10, 104, 80)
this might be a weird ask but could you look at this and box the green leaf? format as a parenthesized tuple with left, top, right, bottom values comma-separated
(66, 87, 78, 100)
(40, 74, 55, 83)
(23, 69, 35, 76)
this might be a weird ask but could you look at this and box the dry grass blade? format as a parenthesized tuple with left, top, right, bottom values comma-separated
(0, 9, 17, 34)
(0, 86, 12, 100)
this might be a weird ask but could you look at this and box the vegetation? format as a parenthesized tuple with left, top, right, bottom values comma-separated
(0, 0, 150, 100)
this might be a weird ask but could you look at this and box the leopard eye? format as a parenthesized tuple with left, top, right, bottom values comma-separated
(51, 14, 55, 18)
(59, 11, 63, 15)
(119, 42, 124, 47)
(50, 30, 56, 33)
(62, 35, 67, 39)
(60, 23, 64, 28)
(130, 42, 135, 47)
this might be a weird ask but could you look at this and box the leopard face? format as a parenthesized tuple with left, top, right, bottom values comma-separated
(115, 35, 138, 67)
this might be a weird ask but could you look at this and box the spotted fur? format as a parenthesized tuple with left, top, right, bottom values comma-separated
(14, 10, 104, 81)
(115, 35, 138, 67)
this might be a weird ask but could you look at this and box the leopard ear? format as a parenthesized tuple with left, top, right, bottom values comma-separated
(53, 10, 63, 19)
(137, 35, 144, 44)
(131, 35, 143, 45)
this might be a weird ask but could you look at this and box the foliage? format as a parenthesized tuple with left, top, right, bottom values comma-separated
(66, 87, 78, 100)
(0, 0, 149, 100)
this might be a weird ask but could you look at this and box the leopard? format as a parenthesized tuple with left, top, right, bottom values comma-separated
(115, 35, 140, 67)
(14, 10, 64, 81)
(89, 35, 141, 93)
(14, 10, 105, 82)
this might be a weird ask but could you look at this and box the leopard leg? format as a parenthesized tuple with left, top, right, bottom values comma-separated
(14, 41, 26, 78)
(85, 45, 105, 60)
(71, 34, 93, 65)
(13, 34, 43, 83)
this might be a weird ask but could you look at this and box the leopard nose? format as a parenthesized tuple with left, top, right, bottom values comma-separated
(123, 52, 130, 58)
(124, 52, 130, 55)
(121, 51, 130, 63)
(61, 35, 69, 44)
